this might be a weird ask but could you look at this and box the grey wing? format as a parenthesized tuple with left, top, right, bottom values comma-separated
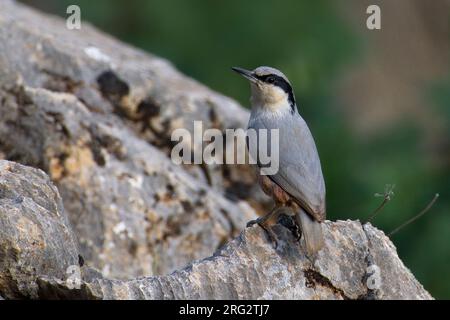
(249, 114, 326, 221)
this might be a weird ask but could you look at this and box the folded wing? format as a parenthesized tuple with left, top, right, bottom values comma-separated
(248, 112, 326, 221)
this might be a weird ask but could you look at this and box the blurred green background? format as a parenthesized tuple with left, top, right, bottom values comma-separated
(21, 0, 450, 298)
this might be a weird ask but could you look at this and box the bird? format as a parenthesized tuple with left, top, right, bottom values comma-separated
(232, 66, 326, 256)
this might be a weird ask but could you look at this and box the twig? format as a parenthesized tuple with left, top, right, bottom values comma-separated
(388, 193, 440, 237)
(365, 184, 395, 224)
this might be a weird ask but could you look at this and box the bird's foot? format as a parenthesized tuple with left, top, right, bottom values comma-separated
(278, 214, 302, 242)
(246, 217, 262, 228)
(293, 225, 302, 242)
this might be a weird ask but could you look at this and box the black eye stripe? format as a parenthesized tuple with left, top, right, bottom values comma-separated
(255, 73, 296, 112)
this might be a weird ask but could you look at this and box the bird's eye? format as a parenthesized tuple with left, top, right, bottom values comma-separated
(266, 76, 275, 83)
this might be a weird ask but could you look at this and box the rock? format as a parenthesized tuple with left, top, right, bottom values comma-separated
(35, 220, 432, 300)
(0, 0, 259, 279)
(0, 161, 79, 299)
(361, 223, 432, 299)
(0, 159, 432, 300)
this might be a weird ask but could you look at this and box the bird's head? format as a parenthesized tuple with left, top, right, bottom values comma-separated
(232, 66, 296, 113)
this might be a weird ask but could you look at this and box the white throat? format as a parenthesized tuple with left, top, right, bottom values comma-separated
(249, 99, 294, 123)
(249, 83, 292, 113)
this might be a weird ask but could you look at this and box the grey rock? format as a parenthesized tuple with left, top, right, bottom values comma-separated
(0, 0, 267, 207)
(361, 223, 432, 299)
(35, 220, 432, 300)
(0, 160, 79, 299)
(0, 0, 258, 279)
(0, 153, 432, 300)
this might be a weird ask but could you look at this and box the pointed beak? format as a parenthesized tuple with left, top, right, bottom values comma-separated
(231, 67, 258, 83)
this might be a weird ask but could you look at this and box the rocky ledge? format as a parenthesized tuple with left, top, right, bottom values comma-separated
(0, 161, 431, 299)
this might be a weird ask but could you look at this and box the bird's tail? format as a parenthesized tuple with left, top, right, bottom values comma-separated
(296, 209, 324, 256)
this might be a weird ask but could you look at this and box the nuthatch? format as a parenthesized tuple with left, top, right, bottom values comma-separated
(232, 66, 326, 256)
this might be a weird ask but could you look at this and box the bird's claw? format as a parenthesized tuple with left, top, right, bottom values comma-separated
(246, 218, 261, 228)
(294, 227, 302, 242)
